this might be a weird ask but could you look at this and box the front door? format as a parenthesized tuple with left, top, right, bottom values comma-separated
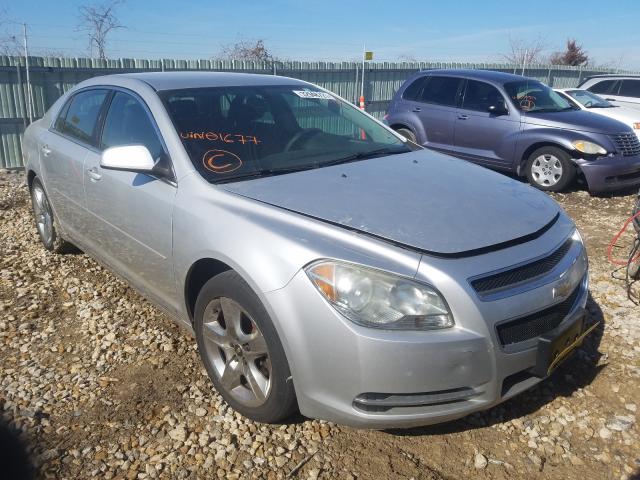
(453, 79, 520, 168)
(83, 90, 179, 312)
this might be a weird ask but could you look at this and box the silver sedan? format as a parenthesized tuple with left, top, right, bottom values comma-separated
(23, 72, 595, 428)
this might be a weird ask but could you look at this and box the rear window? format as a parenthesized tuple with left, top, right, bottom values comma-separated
(55, 89, 109, 144)
(419, 76, 463, 107)
(619, 80, 640, 98)
(587, 79, 620, 95)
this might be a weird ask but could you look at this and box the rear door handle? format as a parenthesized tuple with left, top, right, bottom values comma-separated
(41, 145, 52, 157)
(457, 114, 469, 120)
(87, 168, 102, 182)
(412, 106, 421, 112)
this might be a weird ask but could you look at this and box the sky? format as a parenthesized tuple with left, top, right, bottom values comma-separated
(3, 0, 640, 69)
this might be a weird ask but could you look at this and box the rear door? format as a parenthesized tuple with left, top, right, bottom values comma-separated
(40, 89, 109, 244)
(452, 79, 520, 168)
(83, 89, 179, 312)
(415, 76, 464, 151)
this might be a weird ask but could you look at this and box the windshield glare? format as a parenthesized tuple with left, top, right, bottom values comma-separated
(565, 89, 613, 108)
(504, 80, 575, 113)
(161, 85, 409, 183)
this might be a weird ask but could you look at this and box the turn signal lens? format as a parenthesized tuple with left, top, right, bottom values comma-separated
(306, 260, 454, 330)
(572, 140, 607, 155)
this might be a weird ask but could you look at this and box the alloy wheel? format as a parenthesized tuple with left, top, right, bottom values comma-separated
(32, 184, 54, 246)
(201, 297, 272, 407)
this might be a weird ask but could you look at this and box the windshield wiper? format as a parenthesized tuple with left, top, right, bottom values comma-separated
(215, 165, 316, 183)
(322, 146, 410, 167)
(214, 147, 410, 183)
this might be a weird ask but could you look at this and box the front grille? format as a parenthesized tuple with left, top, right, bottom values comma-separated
(496, 285, 581, 346)
(610, 132, 640, 157)
(471, 238, 573, 294)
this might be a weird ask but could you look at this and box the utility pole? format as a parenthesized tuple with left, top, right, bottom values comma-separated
(23, 23, 33, 123)
(360, 43, 365, 101)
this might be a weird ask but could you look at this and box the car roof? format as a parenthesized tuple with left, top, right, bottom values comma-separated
(583, 74, 640, 80)
(104, 71, 311, 91)
(419, 69, 529, 84)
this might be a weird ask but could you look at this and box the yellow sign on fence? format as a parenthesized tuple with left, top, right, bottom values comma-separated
(364, 51, 373, 61)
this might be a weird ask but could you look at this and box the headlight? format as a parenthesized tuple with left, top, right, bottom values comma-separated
(572, 140, 607, 155)
(305, 260, 454, 330)
(571, 228, 583, 244)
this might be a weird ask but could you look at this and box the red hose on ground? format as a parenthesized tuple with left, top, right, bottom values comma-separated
(607, 210, 640, 266)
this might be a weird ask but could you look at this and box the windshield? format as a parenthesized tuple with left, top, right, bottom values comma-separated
(161, 85, 410, 183)
(504, 80, 576, 113)
(564, 89, 613, 108)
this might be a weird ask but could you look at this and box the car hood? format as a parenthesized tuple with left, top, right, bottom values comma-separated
(523, 109, 630, 133)
(221, 150, 560, 256)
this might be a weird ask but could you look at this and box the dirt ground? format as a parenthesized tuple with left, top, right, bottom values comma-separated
(1, 170, 639, 480)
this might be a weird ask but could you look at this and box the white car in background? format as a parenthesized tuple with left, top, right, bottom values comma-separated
(555, 88, 640, 139)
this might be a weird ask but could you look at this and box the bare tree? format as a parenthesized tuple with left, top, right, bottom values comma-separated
(549, 39, 589, 66)
(502, 35, 546, 66)
(218, 38, 275, 61)
(77, 0, 124, 60)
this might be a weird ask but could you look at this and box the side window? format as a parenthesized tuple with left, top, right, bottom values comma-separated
(419, 76, 463, 107)
(587, 79, 619, 95)
(101, 92, 164, 160)
(402, 77, 427, 101)
(619, 80, 640, 98)
(462, 80, 504, 112)
(55, 89, 108, 144)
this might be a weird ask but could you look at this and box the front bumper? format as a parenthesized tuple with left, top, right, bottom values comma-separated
(576, 152, 640, 193)
(264, 236, 590, 429)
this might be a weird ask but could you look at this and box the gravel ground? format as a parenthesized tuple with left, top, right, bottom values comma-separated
(1, 169, 639, 480)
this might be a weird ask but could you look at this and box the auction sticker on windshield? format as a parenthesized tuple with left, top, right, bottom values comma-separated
(293, 90, 335, 100)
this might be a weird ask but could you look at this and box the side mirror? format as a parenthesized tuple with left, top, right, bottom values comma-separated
(101, 145, 155, 174)
(488, 104, 508, 115)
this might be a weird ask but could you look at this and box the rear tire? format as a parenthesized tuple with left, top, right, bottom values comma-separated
(194, 271, 297, 423)
(526, 147, 575, 192)
(395, 127, 417, 143)
(30, 178, 77, 254)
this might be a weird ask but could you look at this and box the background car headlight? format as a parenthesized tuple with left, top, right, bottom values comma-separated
(572, 140, 607, 155)
(306, 261, 454, 330)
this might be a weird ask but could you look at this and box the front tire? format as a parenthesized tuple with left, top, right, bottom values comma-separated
(30, 178, 76, 253)
(395, 127, 417, 143)
(194, 271, 297, 423)
(526, 147, 576, 192)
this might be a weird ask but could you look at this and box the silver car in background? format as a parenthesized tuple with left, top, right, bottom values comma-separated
(23, 72, 596, 428)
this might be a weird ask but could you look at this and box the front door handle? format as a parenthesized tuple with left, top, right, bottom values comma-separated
(41, 145, 52, 157)
(87, 168, 102, 182)
(457, 114, 469, 120)
(412, 106, 421, 112)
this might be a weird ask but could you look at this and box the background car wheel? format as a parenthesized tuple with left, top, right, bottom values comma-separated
(194, 271, 297, 423)
(526, 147, 576, 192)
(395, 127, 417, 143)
(30, 178, 77, 253)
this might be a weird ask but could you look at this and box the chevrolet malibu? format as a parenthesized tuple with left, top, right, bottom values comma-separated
(23, 72, 596, 428)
